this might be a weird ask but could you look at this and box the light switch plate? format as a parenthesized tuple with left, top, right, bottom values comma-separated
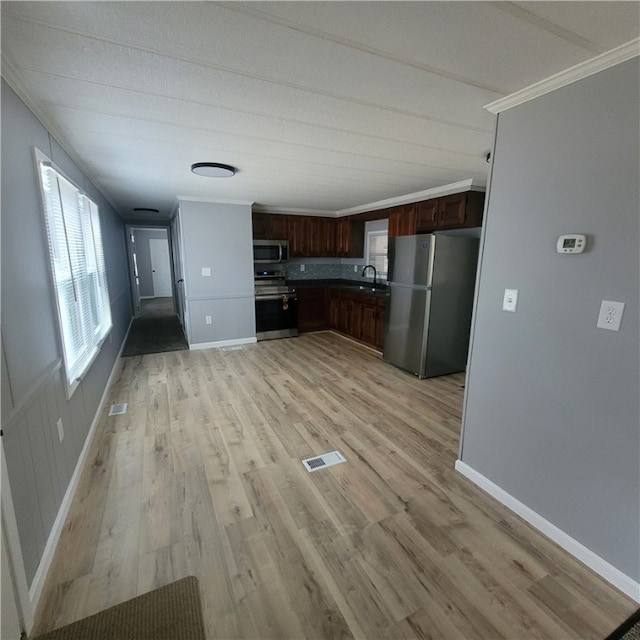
(596, 300, 624, 331)
(502, 288, 518, 312)
(202, 267, 211, 277)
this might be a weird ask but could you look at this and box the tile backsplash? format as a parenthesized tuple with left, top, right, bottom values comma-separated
(283, 261, 342, 280)
(282, 260, 382, 283)
(256, 259, 383, 283)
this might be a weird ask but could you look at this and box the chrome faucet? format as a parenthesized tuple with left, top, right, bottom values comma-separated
(362, 264, 377, 287)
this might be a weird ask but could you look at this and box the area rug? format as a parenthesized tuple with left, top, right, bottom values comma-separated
(605, 609, 640, 640)
(33, 576, 205, 640)
(122, 315, 188, 356)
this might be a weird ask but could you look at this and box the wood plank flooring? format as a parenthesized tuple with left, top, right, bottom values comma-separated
(31, 332, 636, 639)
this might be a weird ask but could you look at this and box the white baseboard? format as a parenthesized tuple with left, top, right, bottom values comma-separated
(189, 336, 257, 351)
(27, 318, 134, 613)
(455, 459, 640, 603)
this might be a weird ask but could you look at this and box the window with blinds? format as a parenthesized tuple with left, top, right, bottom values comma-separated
(36, 149, 112, 394)
(367, 229, 388, 276)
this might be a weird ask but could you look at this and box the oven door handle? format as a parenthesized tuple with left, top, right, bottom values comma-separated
(255, 294, 297, 301)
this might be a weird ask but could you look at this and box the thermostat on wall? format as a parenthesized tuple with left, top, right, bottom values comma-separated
(557, 234, 586, 254)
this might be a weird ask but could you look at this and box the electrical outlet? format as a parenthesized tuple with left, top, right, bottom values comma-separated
(201, 267, 211, 277)
(502, 289, 518, 312)
(300, 264, 305, 272)
(597, 300, 624, 331)
(354, 265, 358, 273)
(56, 418, 64, 443)
(205, 315, 212, 325)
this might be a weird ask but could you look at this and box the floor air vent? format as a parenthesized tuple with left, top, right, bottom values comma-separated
(222, 345, 243, 352)
(302, 451, 346, 473)
(108, 403, 128, 416)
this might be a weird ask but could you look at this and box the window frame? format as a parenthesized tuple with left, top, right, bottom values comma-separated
(364, 219, 389, 280)
(34, 148, 112, 398)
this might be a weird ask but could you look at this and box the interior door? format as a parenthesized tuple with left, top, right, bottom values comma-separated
(149, 238, 172, 297)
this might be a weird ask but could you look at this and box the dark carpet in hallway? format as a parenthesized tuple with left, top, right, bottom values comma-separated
(122, 314, 188, 356)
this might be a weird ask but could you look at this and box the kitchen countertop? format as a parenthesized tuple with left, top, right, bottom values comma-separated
(287, 278, 388, 298)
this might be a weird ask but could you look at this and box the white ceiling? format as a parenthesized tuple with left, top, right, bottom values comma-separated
(2, 1, 639, 222)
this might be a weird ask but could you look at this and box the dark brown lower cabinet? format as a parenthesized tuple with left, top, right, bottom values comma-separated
(297, 287, 328, 332)
(298, 286, 386, 349)
(327, 289, 385, 350)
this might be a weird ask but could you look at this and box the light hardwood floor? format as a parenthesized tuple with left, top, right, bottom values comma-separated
(32, 332, 636, 639)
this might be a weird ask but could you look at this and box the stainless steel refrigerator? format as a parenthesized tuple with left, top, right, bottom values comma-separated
(383, 233, 479, 378)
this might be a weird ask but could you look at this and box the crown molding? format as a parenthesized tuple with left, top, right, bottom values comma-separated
(177, 196, 255, 206)
(252, 205, 336, 217)
(485, 38, 640, 115)
(336, 179, 486, 217)
(2, 54, 127, 218)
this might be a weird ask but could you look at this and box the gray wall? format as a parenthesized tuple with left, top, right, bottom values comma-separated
(178, 200, 255, 345)
(1, 80, 132, 586)
(132, 228, 168, 297)
(460, 59, 639, 581)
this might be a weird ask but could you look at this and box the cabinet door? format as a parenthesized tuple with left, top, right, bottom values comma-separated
(307, 218, 335, 257)
(338, 292, 351, 334)
(324, 218, 337, 256)
(388, 204, 416, 237)
(288, 216, 308, 256)
(438, 193, 467, 228)
(375, 299, 385, 349)
(269, 215, 289, 240)
(360, 298, 377, 345)
(252, 212, 269, 239)
(297, 287, 327, 332)
(336, 219, 365, 257)
(349, 296, 363, 339)
(328, 289, 340, 329)
(415, 200, 439, 232)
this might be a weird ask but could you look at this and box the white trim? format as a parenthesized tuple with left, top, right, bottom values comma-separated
(186, 293, 254, 302)
(459, 119, 499, 461)
(336, 179, 486, 217)
(27, 317, 133, 612)
(176, 196, 255, 206)
(485, 39, 640, 114)
(2, 56, 124, 218)
(252, 206, 336, 217)
(1, 442, 33, 633)
(139, 295, 155, 300)
(189, 336, 257, 351)
(455, 460, 640, 602)
(1, 359, 62, 427)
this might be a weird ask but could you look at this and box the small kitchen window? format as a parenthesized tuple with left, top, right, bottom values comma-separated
(365, 219, 388, 278)
(35, 148, 112, 397)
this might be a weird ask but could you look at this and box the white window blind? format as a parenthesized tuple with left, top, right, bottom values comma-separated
(37, 152, 112, 391)
(367, 230, 388, 276)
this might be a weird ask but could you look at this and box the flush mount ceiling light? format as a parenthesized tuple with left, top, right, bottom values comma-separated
(191, 162, 236, 177)
(133, 207, 159, 214)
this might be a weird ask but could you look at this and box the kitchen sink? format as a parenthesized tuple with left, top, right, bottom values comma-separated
(343, 284, 384, 293)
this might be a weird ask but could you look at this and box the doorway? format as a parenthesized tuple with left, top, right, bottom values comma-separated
(124, 225, 188, 356)
(127, 227, 175, 318)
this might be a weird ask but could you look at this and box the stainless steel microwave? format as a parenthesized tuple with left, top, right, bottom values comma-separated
(253, 239, 289, 264)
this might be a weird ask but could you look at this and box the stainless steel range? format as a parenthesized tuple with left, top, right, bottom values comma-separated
(254, 270, 298, 340)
